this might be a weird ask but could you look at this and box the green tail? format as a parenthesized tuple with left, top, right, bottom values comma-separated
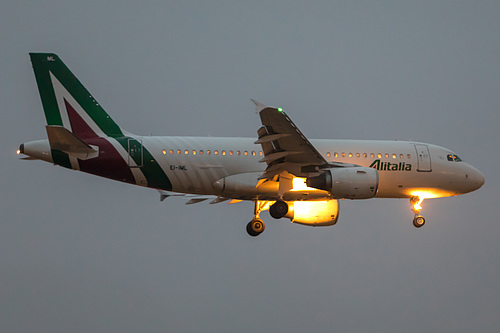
(30, 53, 124, 137)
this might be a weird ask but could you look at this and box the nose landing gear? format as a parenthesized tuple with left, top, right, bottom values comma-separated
(411, 196, 426, 228)
(413, 215, 426, 228)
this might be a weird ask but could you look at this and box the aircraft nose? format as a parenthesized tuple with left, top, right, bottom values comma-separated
(476, 170, 485, 188)
(468, 167, 485, 191)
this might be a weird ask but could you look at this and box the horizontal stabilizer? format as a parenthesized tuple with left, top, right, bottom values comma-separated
(46, 125, 98, 160)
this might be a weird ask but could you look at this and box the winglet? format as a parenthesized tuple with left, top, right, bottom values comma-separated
(250, 99, 268, 113)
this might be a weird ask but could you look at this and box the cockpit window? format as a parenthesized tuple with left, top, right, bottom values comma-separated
(447, 154, 462, 162)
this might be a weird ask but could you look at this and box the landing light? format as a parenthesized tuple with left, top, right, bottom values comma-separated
(410, 190, 440, 211)
(413, 198, 424, 211)
(16, 149, 21, 155)
(410, 190, 440, 200)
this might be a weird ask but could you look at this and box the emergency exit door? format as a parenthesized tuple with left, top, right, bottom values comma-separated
(128, 139, 143, 167)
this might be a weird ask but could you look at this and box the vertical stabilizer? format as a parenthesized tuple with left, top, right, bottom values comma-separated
(30, 53, 124, 138)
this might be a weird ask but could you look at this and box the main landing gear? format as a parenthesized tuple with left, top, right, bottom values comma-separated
(411, 196, 426, 228)
(246, 219, 265, 237)
(246, 200, 290, 236)
(269, 200, 288, 219)
(246, 201, 271, 237)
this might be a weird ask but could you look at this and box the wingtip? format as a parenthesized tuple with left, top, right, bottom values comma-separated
(250, 99, 268, 113)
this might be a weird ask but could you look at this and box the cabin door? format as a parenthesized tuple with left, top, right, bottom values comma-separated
(414, 144, 431, 172)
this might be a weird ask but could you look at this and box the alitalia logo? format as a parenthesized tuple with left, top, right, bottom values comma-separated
(370, 159, 412, 171)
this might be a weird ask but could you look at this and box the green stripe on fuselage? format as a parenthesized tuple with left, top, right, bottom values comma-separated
(116, 137, 172, 191)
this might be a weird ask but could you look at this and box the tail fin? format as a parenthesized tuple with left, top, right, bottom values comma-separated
(30, 53, 124, 138)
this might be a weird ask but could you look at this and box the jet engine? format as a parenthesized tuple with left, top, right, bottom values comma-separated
(284, 200, 339, 226)
(306, 167, 379, 199)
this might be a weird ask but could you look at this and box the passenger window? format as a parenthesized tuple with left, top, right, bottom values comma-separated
(199, 150, 204, 155)
(371, 153, 375, 158)
(407, 154, 411, 159)
(400, 154, 404, 159)
(348, 153, 353, 158)
(363, 153, 367, 158)
(169, 149, 174, 155)
(184, 150, 189, 155)
(162, 149, 167, 155)
(392, 154, 396, 159)
(377, 153, 382, 158)
(326, 152, 331, 157)
(214, 150, 219, 155)
(192, 150, 196, 155)
(236, 151, 241, 156)
(252, 151, 256, 156)
(342, 152, 346, 157)
(222, 150, 226, 156)
(207, 150, 211, 155)
(244, 151, 248, 156)
(385, 153, 389, 158)
(229, 150, 233, 156)
(259, 151, 263, 156)
(177, 149, 181, 155)
(334, 152, 338, 158)
(356, 153, 360, 158)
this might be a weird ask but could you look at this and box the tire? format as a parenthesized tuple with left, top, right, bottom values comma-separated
(269, 201, 288, 219)
(246, 219, 265, 237)
(413, 215, 425, 228)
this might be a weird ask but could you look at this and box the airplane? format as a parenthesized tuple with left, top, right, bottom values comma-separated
(18, 53, 485, 236)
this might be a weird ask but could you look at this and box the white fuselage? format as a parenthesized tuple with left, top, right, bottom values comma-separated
(21, 136, 485, 200)
(138, 136, 484, 199)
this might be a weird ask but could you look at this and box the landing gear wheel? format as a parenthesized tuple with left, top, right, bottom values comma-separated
(269, 200, 288, 219)
(413, 215, 426, 228)
(246, 219, 265, 237)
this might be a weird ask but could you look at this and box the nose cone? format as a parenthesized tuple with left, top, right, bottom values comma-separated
(467, 166, 485, 192)
(475, 170, 485, 188)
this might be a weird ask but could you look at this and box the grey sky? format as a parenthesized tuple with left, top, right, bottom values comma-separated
(1, 1, 499, 332)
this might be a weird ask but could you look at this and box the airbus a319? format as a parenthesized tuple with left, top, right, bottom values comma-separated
(19, 53, 485, 236)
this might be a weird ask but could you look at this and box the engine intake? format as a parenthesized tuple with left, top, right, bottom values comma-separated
(307, 167, 379, 199)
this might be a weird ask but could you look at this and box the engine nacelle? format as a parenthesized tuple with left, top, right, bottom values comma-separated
(284, 200, 339, 226)
(306, 167, 379, 199)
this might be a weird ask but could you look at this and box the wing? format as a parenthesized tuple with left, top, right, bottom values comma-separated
(252, 100, 331, 180)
